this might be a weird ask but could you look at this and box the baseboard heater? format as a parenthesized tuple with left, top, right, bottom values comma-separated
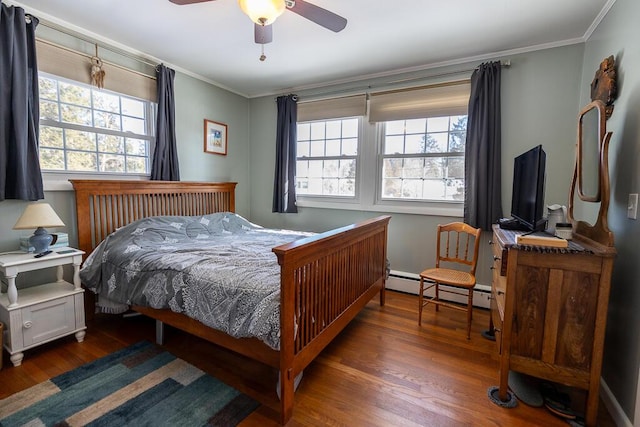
(387, 270, 491, 309)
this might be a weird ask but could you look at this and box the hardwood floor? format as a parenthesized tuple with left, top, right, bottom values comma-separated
(0, 290, 616, 426)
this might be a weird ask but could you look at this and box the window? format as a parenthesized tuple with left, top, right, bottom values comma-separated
(380, 115, 467, 201)
(294, 95, 366, 199)
(294, 83, 469, 215)
(38, 73, 154, 175)
(296, 118, 359, 197)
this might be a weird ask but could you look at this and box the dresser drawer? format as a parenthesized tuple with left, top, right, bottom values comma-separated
(490, 289, 503, 354)
(491, 238, 508, 276)
(490, 231, 508, 354)
(21, 295, 77, 347)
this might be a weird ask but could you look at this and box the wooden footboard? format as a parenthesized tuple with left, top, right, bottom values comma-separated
(70, 179, 390, 425)
(274, 215, 390, 423)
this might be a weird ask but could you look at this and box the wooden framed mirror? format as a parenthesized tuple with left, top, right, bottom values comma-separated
(568, 56, 617, 249)
(577, 100, 607, 202)
(568, 99, 614, 247)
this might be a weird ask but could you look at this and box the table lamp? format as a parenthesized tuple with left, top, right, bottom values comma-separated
(13, 203, 65, 254)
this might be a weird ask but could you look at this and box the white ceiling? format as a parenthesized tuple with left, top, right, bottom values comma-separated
(11, 0, 612, 98)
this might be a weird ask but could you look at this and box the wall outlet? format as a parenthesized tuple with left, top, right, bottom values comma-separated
(628, 193, 638, 220)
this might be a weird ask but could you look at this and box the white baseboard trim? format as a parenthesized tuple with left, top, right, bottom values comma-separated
(387, 269, 491, 309)
(601, 377, 631, 427)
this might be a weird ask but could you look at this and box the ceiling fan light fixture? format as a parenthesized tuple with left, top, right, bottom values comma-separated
(238, 0, 285, 26)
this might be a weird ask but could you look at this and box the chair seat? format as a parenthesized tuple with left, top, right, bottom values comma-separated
(420, 268, 476, 288)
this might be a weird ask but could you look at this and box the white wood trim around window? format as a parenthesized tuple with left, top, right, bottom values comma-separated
(296, 119, 465, 217)
(42, 171, 149, 192)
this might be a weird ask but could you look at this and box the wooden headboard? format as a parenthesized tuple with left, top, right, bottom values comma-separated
(70, 180, 237, 256)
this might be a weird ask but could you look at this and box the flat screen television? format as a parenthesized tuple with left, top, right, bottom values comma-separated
(510, 145, 546, 231)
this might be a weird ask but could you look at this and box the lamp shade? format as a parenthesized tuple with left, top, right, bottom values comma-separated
(13, 203, 65, 230)
(238, 0, 285, 25)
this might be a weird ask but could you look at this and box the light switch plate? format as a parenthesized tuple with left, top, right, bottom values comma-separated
(628, 193, 638, 220)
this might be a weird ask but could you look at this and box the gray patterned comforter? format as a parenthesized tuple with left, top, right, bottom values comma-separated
(79, 212, 313, 350)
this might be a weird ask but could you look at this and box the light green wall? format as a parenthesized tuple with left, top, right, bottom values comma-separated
(578, 0, 640, 421)
(248, 44, 584, 287)
(173, 73, 251, 216)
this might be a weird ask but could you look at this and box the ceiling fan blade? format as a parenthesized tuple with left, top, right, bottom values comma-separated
(168, 0, 214, 5)
(288, 0, 347, 32)
(255, 24, 273, 44)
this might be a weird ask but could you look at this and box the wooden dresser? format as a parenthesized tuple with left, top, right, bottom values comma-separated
(489, 225, 615, 426)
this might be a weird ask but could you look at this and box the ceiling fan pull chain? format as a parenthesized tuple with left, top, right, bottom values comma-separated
(260, 44, 267, 62)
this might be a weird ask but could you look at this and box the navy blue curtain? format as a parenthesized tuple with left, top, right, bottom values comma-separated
(464, 61, 502, 230)
(272, 95, 298, 213)
(0, 4, 43, 201)
(151, 64, 180, 181)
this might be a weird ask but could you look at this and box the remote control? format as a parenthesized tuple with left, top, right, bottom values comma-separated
(34, 250, 53, 258)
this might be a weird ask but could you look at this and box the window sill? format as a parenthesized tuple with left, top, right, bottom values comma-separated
(296, 197, 463, 217)
(42, 171, 149, 192)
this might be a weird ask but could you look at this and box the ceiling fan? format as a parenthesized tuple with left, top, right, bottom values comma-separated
(169, 0, 347, 46)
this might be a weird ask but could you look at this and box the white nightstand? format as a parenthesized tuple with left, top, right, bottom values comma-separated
(0, 247, 86, 367)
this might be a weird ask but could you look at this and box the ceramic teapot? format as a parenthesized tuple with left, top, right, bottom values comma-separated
(546, 204, 567, 233)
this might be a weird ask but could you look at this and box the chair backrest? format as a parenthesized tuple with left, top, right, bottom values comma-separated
(435, 222, 482, 275)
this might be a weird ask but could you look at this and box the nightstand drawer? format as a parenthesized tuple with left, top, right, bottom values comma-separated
(21, 295, 77, 347)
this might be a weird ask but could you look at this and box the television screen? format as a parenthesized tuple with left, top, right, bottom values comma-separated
(511, 145, 546, 231)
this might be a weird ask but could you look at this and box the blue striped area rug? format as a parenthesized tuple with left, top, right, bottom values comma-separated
(0, 341, 259, 426)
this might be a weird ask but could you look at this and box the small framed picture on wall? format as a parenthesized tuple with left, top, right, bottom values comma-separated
(204, 119, 227, 155)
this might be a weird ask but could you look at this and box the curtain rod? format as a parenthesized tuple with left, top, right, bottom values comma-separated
(386, 60, 511, 86)
(35, 16, 159, 70)
(289, 60, 511, 101)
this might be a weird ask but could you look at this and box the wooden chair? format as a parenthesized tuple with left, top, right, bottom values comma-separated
(418, 222, 481, 339)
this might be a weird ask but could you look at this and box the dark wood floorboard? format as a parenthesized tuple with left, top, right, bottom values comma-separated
(0, 291, 616, 426)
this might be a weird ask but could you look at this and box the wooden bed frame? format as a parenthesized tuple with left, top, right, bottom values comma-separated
(70, 179, 390, 424)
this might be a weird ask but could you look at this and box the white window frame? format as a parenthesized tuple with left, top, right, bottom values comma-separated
(295, 117, 364, 209)
(297, 120, 464, 217)
(38, 72, 156, 191)
(374, 117, 466, 215)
